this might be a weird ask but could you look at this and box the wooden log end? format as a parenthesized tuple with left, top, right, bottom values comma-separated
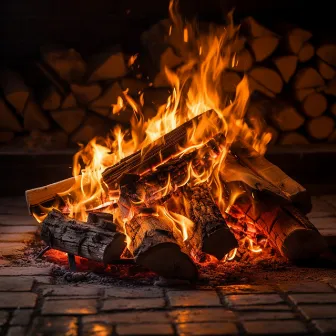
(136, 240, 198, 280)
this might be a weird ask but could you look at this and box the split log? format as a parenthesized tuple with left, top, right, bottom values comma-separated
(233, 197, 327, 261)
(331, 103, 336, 116)
(0, 68, 30, 115)
(159, 47, 183, 69)
(40, 86, 62, 111)
(306, 116, 335, 140)
(270, 103, 305, 131)
(294, 88, 315, 102)
(221, 72, 242, 93)
(230, 139, 311, 213)
(50, 108, 86, 134)
(87, 48, 127, 82)
(0, 98, 23, 132)
(286, 28, 312, 55)
(273, 55, 298, 83)
(302, 92, 327, 117)
(316, 44, 336, 68)
(231, 49, 254, 72)
(177, 183, 238, 260)
(242, 17, 275, 38)
(23, 96, 51, 131)
(61, 93, 77, 109)
(249, 36, 279, 62)
(298, 43, 314, 62)
(279, 132, 310, 145)
(41, 209, 126, 263)
(293, 68, 325, 90)
(41, 45, 87, 83)
(317, 60, 336, 80)
(249, 67, 283, 96)
(70, 83, 102, 104)
(324, 78, 336, 96)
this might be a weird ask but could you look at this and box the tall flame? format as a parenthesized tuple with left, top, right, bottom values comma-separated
(37, 0, 271, 261)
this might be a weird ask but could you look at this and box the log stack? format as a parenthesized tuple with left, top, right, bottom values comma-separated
(0, 15, 336, 149)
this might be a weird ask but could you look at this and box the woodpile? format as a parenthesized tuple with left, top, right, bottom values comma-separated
(33, 113, 327, 279)
(1, 15, 335, 148)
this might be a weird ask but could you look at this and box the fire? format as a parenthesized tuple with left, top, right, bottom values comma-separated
(35, 0, 273, 263)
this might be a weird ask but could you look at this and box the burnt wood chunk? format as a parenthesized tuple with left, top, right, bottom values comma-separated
(234, 198, 327, 261)
(178, 183, 238, 260)
(125, 213, 198, 280)
(41, 209, 126, 263)
(87, 212, 117, 232)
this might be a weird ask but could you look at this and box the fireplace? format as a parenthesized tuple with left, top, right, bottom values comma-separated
(1, 1, 336, 335)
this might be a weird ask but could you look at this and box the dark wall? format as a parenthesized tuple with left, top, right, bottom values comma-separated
(1, 0, 335, 63)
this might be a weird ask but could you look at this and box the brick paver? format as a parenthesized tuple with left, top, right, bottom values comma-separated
(0, 311, 9, 326)
(29, 316, 78, 336)
(167, 290, 221, 307)
(41, 285, 100, 297)
(0, 277, 34, 291)
(6, 326, 27, 336)
(297, 305, 336, 319)
(169, 308, 236, 323)
(242, 320, 308, 335)
(0, 293, 37, 309)
(82, 322, 113, 336)
(289, 293, 336, 304)
(220, 285, 275, 294)
(42, 299, 97, 315)
(238, 311, 296, 320)
(117, 323, 174, 335)
(10, 309, 34, 326)
(0, 267, 51, 276)
(177, 322, 238, 335)
(225, 294, 284, 307)
(105, 286, 163, 298)
(101, 297, 166, 311)
(278, 282, 334, 293)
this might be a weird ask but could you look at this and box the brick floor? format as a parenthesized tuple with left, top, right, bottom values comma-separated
(0, 196, 336, 335)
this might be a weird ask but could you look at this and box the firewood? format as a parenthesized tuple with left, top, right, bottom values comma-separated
(302, 92, 327, 117)
(71, 83, 102, 105)
(41, 45, 87, 83)
(70, 114, 110, 144)
(87, 48, 127, 82)
(0, 131, 14, 143)
(0, 68, 30, 115)
(323, 78, 336, 96)
(87, 212, 117, 232)
(328, 129, 336, 143)
(293, 68, 325, 90)
(271, 103, 304, 131)
(278, 132, 310, 145)
(41, 209, 126, 263)
(331, 103, 336, 116)
(242, 17, 275, 38)
(230, 140, 311, 213)
(273, 55, 298, 83)
(221, 72, 242, 93)
(231, 49, 254, 72)
(249, 36, 279, 62)
(294, 88, 315, 102)
(178, 183, 238, 260)
(306, 116, 335, 140)
(248, 77, 276, 98)
(160, 47, 183, 69)
(287, 28, 312, 55)
(234, 198, 327, 261)
(317, 59, 336, 80)
(249, 67, 283, 96)
(231, 37, 247, 53)
(50, 108, 86, 134)
(0, 98, 23, 132)
(23, 96, 50, 131)
(40, 86, 62, 111)
(61, 93, 77, 109)
(153, 71, 171, 88)
(124, 212, 197, 280)
(316, 44, 336, 67)
(298, 43, 314, 62)
(25, 130, 68, 150)
(89, 82, 124, 117)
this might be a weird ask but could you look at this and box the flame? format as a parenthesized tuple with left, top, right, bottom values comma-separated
(34, 0, 273, 264)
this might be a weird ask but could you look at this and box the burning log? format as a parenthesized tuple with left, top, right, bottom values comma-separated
(41, 209, 126, 263)
(233, 197, 327, 261)
(177, 183, 238, 260)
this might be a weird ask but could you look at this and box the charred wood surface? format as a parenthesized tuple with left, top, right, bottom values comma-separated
(41, 209, 126, 263)
(180, 183, 238, 260)
(234, 198, 327, 261)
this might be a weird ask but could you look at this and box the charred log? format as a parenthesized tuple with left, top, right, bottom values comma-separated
(41, 209, 126, 263)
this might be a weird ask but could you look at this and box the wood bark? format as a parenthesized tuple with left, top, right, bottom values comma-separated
(41, 209, 126, 263)
(177, 183, 238, 260)
(233, 197, 327, 261)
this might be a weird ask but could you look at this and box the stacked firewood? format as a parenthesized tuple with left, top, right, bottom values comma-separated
(1, 17, 336, 148)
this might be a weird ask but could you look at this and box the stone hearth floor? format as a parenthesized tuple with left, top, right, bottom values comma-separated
(0, 197, 336, 335)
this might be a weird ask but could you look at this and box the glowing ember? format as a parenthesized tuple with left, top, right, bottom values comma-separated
(33, 0, 274, 265)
